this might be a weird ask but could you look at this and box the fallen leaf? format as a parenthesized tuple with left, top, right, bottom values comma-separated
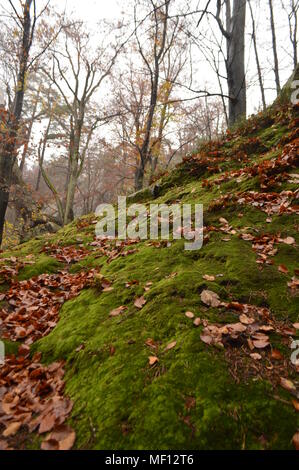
(109, 305, 127, 317)
(145, 338, 157, 349)
(3, 421, 21, 437)
(41, 439, 59, 451)
(292, 432, 299, 450)
(134, 296, 146, 309)
(252, 339, 270, 349)
(239, 314, 255, 325)
(193, 317, 201, 327)
(200, 290, 220, 308)
(46, 425, 76, 450)
(164, 341, 177, 352)
(148, 356, 159, 366)
(278, 264, 289, 274)
(202, 274, 215, 281)
(250, 353, 262, 360)
(200, 334, 213, 345)
(293, 323, 299, 330)
(271, 349, 283, 360)
(280, 377, 296, 393)
(282, 236, 295, 245)
(292, 400, 299, 412)
(39, 414, 56, 434)
(185, 311, 195, 319)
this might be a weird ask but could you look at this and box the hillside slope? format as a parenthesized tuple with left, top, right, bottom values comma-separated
(0, 101, 298, 450)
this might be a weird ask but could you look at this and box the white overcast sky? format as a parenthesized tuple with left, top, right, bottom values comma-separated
(48, 0, 295, 115)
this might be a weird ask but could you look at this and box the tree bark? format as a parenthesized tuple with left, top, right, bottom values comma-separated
(248, 0, 266, 110)
(268, 0, 281, 95)
(226, 0, 247, 126)
(0, 0, 34, 246)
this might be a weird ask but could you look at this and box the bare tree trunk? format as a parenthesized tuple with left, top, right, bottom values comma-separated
(20, 87, 40, 173)
(268, 0, 281, 95)
(215, 0, 247, 126)
(248, 0, 266, 110)
(226, 0, 247, 125)
(0, 0, 34, 246)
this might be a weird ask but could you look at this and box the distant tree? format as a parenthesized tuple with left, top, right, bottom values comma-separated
(268, 0, 281, 95)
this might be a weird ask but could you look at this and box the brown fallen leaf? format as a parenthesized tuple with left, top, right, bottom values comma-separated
(134, 296, 146, 309)
(200, 290, 220, 308)
(292, 432, 299, 450)
(164, 341, 177, 352)
(148, 356, 159, 366)
(144, 338, 157, 349)
(239, 314, 255, 325)
(0, 440, 8, 450)
(292, 400, 299, 412)
(278, 264, 289, 274)
(2, 421, 22, 437)
(109, 305, 127, 317)
(41, 439, 59, 451)
(293, 323, 299, 330)
(193, 317, 201, 327)
(185, 311, 195, 319)
(282, 236, 295, 245)
(280, 377, 296, 393)
(45, 425, 76, 451)
(271, 349, 284, 360)
(252, 339, 270, 349)
(250, 353, 262, 360)
(202, 274, 215, 282)
(39, 413, 56, 434)
(200, 334, 213, 345)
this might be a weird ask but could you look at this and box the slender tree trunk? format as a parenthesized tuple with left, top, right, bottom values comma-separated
(134, 162, 144, 192)
(248, 0, 266, 110)
(0, 0, 34, 246)
(36, 116, 52, 191)
(20, 87, 40, 173)
(226, 0, 247, 126)
(268, 0, 281, 95)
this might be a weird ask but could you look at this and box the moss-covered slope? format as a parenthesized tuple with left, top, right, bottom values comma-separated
(1, 102, 298, 450)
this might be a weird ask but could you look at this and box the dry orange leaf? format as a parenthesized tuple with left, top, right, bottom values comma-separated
(164, 341, 177, 352)
(292, 400, 299, 412)
(280, 377, 296, 393)
(292, 432, 299, 450)
(202, 274, 215, 282)
(148, 356, 159, 366)
(109, 305, 127, 317)
(278, 264, 289, 274)
(271, 349, 283, 360)
(2, 422, 21, 437)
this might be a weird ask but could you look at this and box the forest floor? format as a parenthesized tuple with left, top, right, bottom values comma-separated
(0, 101, 298, 450)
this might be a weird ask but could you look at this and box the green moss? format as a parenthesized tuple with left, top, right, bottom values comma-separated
(1, 99, 298, 450)
(17, 254, 63, 280)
